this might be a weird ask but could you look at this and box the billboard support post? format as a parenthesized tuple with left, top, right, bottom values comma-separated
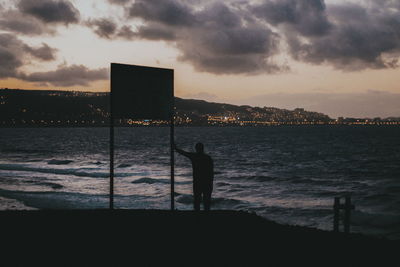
(110, 63, 174, 211)
(170, 113, 175, 211)
(110, 82, 114, 210)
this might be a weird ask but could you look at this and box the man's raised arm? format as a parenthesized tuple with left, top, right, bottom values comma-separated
(174, 144, 193, 158)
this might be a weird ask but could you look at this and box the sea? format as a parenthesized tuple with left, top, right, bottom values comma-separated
(0, 126, 399, 240)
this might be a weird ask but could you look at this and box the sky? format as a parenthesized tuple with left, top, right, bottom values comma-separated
(0, 0, 399, 118)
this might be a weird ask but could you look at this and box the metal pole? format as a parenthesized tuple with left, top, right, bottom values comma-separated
(170, 70, 175, 211)
(109, 87, 114, 210)
(170, 114, 175, 210)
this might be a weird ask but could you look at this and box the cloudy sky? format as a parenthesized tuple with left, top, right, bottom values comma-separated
(0, 0, 399, 118)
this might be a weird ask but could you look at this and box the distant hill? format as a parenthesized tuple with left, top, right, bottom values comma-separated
(0, 89, 109, 126)
(174, 97, 332, 125)
(0, 88, 332, 126)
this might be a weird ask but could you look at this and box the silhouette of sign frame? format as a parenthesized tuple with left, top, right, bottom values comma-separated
(110, 63, 175, 210)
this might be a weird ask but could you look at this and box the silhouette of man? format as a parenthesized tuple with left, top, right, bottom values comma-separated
(175, 143, 214, 211)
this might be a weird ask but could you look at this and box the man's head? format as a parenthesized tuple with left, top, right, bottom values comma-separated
(195, 142, 204, 153)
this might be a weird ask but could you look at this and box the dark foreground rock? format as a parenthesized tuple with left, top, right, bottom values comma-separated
(1, 210, 397, 266)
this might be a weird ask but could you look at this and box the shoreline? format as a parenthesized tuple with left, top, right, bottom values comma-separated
(2, 124, 400, 128)
(0, 196, 37, 210)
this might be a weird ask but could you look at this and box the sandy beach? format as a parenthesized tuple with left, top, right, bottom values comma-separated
(1, 209, 397, 266)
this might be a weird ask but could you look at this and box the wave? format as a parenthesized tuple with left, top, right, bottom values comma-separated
(314, 190, 344, 197)
(352, 210, 400, 228)
(132, 177, 191, 185)
(232, 174, 354, 187)
(0, 196, 37, 210)
(132, 177, 169, 184)
(24, 159, 43, 163)
(384, 185, 400, 194)
(176, 194, 193, 204)
(1, 148, 53, 154)
(285, 176, 350, 187)
(212, 197, 243, 206)
(48, 159, 74, 165)
(26, 181, 63, 190)
(216, 182, 231, 187)
(363, 193, 392, 201)
(226, 188, 243, 193)
(0, 188, 109, 209)
(175, 194, 243, 206)
(0, 163, 121, 178)
(117, 163, 132, 168)
(230, 175, 278, 183)
(247, 175, 279, 182)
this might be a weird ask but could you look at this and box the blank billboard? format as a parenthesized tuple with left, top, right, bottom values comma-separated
(111, 63, 174, 120)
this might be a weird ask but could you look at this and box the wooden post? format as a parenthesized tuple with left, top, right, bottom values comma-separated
(333, 196, 355, 233)
(344, 196, 355, 234)
(333, 197, 340, 232)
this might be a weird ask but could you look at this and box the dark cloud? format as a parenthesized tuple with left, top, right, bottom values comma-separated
(81, 0, 400, 73)
(197, 1, 242, 28)
(0, 34, 58, 79)
(248, 0, 400, 70)
(3, 0, 400, 77)
(87, 0, 280, 70)
(17, 0, 80, 25)
(288, 27, 399, 70)
(0, 33, 107, 86)
(19, 64, 109, 87)
(0, 9, 55, 35)
(0, 34, 24, 78)
(286, 2, 400, 70)
(134, 24, 177, 40)
(24, 43, 57, 61)
(176, 23, 281, 74)
(85, 18, 177, 41)
(0, 0, 80, 36)
(128, 0, 196, 26)
(115, 25, 136, 39)
(123, 1, 283, 74)
(178, 3, 281, 74)
(108, 0, 131, 5)
(368, 0, 400, 10)
(0, 33, 105, 88)
(86, 18, 118, 39)
(253, 0, 332, 37)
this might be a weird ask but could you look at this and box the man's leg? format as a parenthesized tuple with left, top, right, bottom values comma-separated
(203, 190, 212, 211)
(193, 186, 201, 211)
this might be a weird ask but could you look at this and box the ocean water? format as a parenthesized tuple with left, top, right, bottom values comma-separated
(0, 126, 399, 239)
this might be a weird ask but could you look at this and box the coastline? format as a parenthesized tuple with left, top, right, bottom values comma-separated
(2, 209, 397, 266)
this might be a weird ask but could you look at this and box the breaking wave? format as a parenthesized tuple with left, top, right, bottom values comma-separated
(48, 159, 74, 165)
(0, 163, 128, 178)
(132, 178, 169, 184)
(132, 177, 190, 185)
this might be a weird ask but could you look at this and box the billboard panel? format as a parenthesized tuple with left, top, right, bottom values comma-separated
(111, 63, 174, 120)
